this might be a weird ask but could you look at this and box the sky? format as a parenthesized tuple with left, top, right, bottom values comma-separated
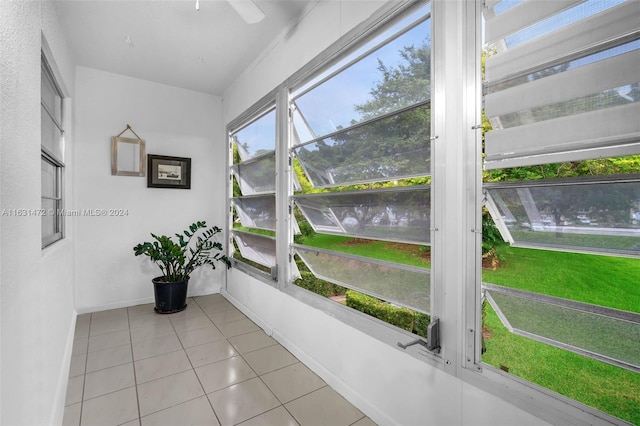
(232, 3, 432, 159)
(235, 0, 634, 159)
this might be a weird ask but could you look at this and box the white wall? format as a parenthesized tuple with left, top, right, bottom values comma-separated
(0, 1, 77, 424)
(225, 273, 547, 426)
(74, 67, 226, 313)
(221, 1, 548, 425)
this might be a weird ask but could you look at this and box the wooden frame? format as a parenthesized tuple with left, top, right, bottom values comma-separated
(111, 136, 146, 176)
(147, 154, 191, 189)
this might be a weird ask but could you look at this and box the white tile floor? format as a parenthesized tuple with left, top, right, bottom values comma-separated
(63, 293, 376, 426)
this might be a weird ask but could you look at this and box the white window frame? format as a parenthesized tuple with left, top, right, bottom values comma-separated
(41, 46, 66, 248)
(471, 1, 638, 425)
(226, 1, 629, 424)
(228, 102, 280, 283)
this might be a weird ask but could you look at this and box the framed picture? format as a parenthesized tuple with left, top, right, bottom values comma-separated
(147, 154, 191, 189)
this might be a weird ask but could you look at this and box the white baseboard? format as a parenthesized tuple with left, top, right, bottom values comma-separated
(220, 288, 273, 336)
(76, 287, 222, 315)
(49, 309, 77, 426)
(75, 296, 154, 314)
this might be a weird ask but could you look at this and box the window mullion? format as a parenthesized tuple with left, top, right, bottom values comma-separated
(275, 88, 293, 285)
(431, 0, 481, 374)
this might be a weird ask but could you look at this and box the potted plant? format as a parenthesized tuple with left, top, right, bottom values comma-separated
(133, 221, 231, 313)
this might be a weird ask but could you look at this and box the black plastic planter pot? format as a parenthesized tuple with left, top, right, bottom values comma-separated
(152, 277, 189, 314)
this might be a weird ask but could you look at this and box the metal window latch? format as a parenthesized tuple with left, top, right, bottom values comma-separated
(398, 317, 440, 353)
(397, 338, 429, 350)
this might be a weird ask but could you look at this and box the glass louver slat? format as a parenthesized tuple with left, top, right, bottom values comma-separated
(485, 0, 584, 48)
(486, 0, 625, 53)
(484, 103, 640, 169)
(293, 104, 431, 187)
(232, 230, 276, 268)
(232, 109, 276, 162)
(295, 245, 430, 314)
(485, 2, 638, 85)
(485, 176, 640, 257)
(233, 195, 277, 231)
(231, 154, 276, 195)
(484, 283, 640, 372)
(482, 1, 640, 169)
(232, 195, 300, 234)
(485, 51, 640, 124)
(293, 186, 431, 244)
(486, 0, 524, 17)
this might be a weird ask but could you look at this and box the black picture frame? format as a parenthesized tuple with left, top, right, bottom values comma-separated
(147, 154, 191, 189)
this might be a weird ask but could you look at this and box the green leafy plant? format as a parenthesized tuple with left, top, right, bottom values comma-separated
(133, 221, 231, 282)
(482, 208, 505, 258)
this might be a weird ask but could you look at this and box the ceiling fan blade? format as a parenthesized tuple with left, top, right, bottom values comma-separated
(228, 0, 265, 24)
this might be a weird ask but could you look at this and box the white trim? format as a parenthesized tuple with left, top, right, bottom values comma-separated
(49, 309, 77, 426)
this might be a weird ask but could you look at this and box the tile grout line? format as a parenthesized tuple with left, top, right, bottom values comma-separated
(128, 301, 207, 422)
(76, 313, 92, 425)
(73, 295, 372, 426)
(193, 295, 297, 426)
(189, 296, 225, 426)
(208, 296, 308, 425)
(227, 311, 304, 426)
(127, 306, 143, 426)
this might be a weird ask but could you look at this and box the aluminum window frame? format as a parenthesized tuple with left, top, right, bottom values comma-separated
(41, 50, 65, 249)
(224, 1, 627, 424)
(476, 1, 640, 424)
(285, 2, 435, 331)
(228, 102, 280, 279)
(226, 0, 439, 348)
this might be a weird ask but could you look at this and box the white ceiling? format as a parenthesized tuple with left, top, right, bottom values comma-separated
(54, 0, 316, 96)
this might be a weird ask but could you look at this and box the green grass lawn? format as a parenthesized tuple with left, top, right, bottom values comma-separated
(482, 245, 640, 424)
(483, 303, 640, 425)
(299, 234, 431, 268)
(483, 245, 640, 313)
(300, 235, 640, 423)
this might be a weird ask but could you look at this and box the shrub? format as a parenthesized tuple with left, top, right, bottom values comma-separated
(482, 208, 505, 257)
(295, 272, 346, 297)
(296, 276, 431, 337)
(293, 207, 316, 244)
(346, 290, 415, 332)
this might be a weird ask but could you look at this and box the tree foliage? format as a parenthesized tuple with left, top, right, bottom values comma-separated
(294, 42, 431, 190)
(291, 43, 640, 255)
(354, 42, 431, 119)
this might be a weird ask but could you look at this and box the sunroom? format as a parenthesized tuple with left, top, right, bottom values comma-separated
(1, 0, 638, 425)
